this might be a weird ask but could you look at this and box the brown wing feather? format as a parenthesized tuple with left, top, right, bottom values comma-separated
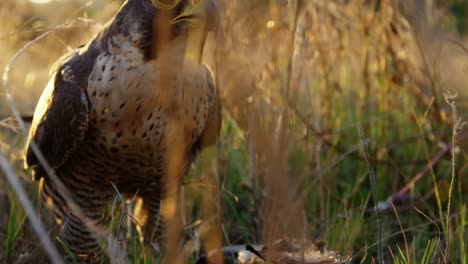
(25, 65, 89, 180)
(200, 65, 221, 147)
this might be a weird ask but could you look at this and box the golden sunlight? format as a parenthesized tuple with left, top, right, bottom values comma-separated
(29, 0, 54, 4)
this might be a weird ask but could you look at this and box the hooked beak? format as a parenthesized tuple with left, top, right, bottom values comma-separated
(171, 0, 219, 32)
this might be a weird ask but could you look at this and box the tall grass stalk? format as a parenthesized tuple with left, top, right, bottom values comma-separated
(443, 91, 466, 261)
(359, 124, 383, 264)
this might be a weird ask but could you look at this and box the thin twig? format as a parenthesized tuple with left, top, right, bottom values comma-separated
(358, 124, 383, 264)
(373, 130, 468, 213)
(391, 203, 410, 262)
(390, 143, 450, 206)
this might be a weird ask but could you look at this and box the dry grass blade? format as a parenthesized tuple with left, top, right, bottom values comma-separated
(0, 150, 62, 264)
(153, 6, 186, 263)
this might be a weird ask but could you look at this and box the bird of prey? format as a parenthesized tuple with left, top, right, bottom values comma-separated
(24, 0, 220, 262)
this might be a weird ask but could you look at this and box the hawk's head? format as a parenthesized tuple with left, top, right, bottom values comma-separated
(107, 0, 219, 61)
(161, 0, 219, 35)
(152, 0, 219, 62)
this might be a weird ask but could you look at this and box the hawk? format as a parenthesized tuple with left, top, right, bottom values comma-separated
(24, 0, 220, 262)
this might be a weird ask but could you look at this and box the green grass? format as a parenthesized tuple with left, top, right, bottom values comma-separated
(56, 237, 78, 264)
(3, 193, 26, 263)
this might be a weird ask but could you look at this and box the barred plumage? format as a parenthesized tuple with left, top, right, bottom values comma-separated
(24, 0, 220, 262)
